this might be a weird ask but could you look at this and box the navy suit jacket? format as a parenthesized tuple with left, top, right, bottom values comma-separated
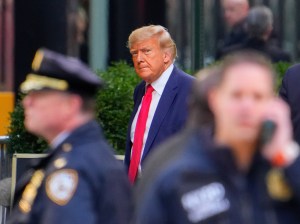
(279, 64, 300, 144)
(125, 66, 195, 168)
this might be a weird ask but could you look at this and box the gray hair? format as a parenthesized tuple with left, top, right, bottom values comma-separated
(127, 25, 177, 60)
(245, 6, 273, 38)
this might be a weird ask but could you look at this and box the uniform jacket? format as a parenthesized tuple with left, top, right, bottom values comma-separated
(280, 64, 300, 145)
(135, 130, 300, 224)
(124, 66, 194, 169)
(8, 120, 132, 224)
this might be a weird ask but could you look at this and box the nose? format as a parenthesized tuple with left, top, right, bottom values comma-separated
(241, 96, 256, 112)
(136, 51, 144, 63)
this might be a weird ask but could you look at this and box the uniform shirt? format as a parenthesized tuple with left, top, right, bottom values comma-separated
(134, 130, 300, 224)
(130, 64, 174, 168)
(8, 120, 132, 224)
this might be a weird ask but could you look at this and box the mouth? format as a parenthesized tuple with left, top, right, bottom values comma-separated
(139, 67, 149, 70)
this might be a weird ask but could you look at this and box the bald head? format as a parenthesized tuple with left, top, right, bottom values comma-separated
(222, 0, 249, 27)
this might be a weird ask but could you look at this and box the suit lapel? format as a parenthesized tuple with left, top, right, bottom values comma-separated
(132, 86, 145, 120)
(125, 82, 146, 165)
(142, 69, 179, 161)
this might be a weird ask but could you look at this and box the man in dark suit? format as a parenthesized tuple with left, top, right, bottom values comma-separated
(216, 0, 249, 60)
(8, 48, 132, 224)
(279, 64, 300, 145)
(125, 25, 194, 183)
(220, 6, 291, 63)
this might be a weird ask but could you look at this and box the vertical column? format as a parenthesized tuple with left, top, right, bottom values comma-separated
(66, 0, 79, 57)
(191, 0, 204, 71)
(0, 0, 14, 91)
(0, 0, 3, 89)
(89, 0, 108, 71)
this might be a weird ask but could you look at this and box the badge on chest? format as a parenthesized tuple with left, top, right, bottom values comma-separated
(46, 169, 78, 206)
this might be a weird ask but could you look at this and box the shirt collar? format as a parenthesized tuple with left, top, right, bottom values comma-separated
(50, 131, 71, 149)
(147, 64, 174, 95)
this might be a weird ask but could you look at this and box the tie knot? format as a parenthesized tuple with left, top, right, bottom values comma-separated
(146, 85, 154, 94)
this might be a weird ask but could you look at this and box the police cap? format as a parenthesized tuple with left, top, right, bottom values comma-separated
(20, 48, 104, 97)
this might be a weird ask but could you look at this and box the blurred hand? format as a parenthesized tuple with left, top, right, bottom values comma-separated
(261, 97, 299, 167)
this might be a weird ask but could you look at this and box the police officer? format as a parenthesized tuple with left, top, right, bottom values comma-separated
(134, 51, 300, 224)
(8, 48, 132, 224)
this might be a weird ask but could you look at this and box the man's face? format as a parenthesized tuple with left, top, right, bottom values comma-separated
(130, 37, 171, 83)
(22, 90, 74, 141)
(210, 63, 274, 143)
(222, 0, 249, 27)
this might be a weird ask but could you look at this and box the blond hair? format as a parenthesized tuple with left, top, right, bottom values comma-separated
(127, 25, 177, 60)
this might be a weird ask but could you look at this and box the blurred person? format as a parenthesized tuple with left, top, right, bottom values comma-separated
(279, 64, 300, 146)
(125, 25, 194, 184)
(76, 7, 89, 63)
(216, 0, 249, 59)
(222, 0, 249, 28)
(134, 51, 300, 224)
(8, 48, 132, 224)
(221, 6, 291, 63)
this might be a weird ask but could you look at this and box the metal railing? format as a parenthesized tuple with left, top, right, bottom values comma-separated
(0, 136, 11, 179)
(0, 136, 11, 224)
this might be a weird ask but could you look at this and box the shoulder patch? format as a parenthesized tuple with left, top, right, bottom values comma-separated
(46, 169, 78, 206)
(181, 182, 230, 223)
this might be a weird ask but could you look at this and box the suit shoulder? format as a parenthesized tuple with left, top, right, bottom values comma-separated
(282, 64, 300, 82)
(173, 67, 195, 85)
(287, 64, 300, 73)
(175, 67, 194, 79)
(62, 137, 122, 173)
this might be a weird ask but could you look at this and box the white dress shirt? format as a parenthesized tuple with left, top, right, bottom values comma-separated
(130, 64, 174, 168)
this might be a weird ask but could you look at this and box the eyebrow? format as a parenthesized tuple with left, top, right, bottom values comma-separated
(130, 45, 152, 52)
(130, 49, 138, 54)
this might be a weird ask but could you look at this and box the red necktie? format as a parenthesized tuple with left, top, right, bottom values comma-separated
(128, 85, 154, 183)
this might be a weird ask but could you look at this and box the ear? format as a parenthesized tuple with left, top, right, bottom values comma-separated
(63, 94, 82, 115)
(207, 88, 218, 114)
(163, 50, 172, 64)
(70, 95, 83, 112)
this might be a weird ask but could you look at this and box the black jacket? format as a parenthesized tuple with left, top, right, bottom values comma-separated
(135, 130, 300, 224)
(220, 37, 291, 63)
(216, 19, 248, 60)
